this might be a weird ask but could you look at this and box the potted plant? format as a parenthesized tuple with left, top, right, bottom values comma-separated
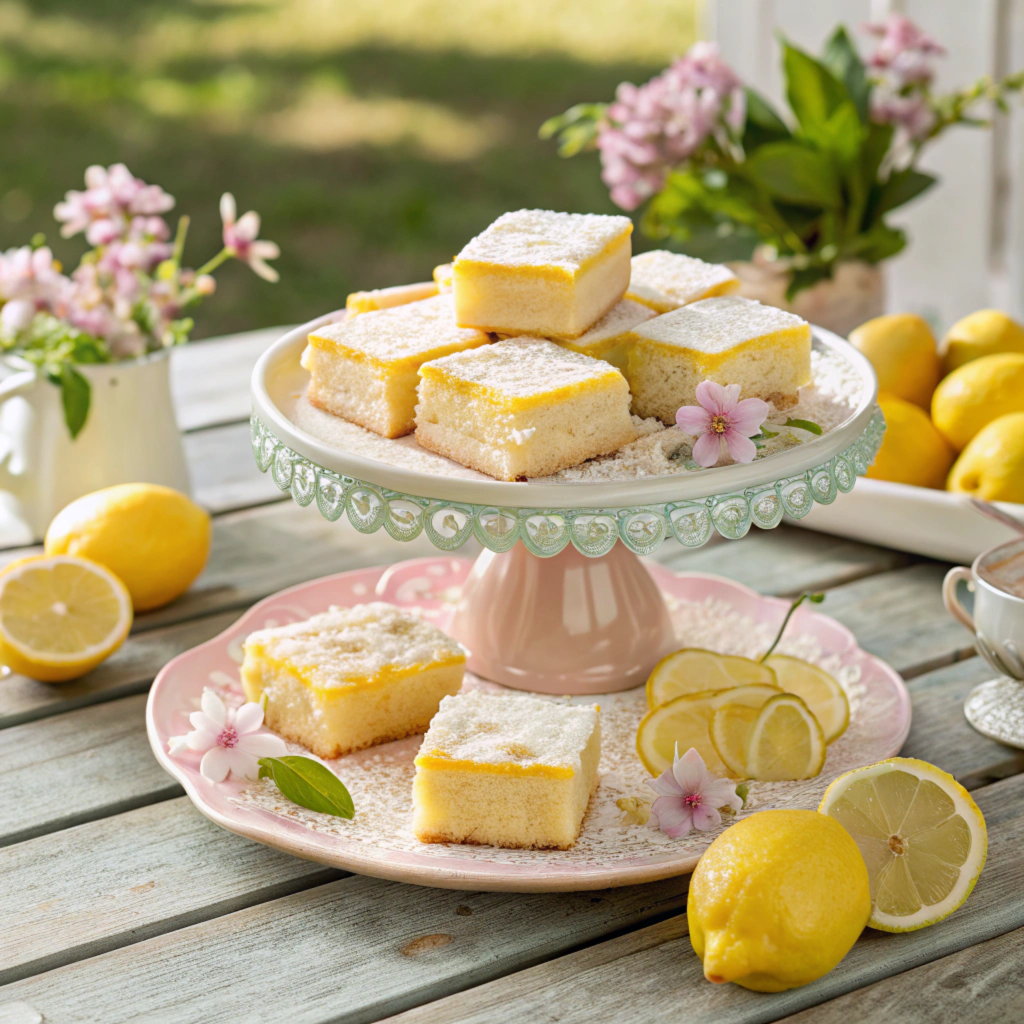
(541, 15, 1024, 336)
(0, 164, 280, 538)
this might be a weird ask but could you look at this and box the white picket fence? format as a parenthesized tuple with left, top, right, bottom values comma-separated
(708, 0, 1022, 331)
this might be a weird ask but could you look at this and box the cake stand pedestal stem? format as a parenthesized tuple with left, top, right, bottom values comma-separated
(448, 542, 677, 696)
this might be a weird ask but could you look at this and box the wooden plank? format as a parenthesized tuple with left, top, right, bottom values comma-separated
(0, 610, 241, 731)
(374, 772, 1024, 1024)
(0, 798, 341, 986)
(185, 420, 285, 514)
(779, 924, 1024, 1023)
(3, 772, 1021, 1024)
(0, 695, 180, 847)
(171, 328, 284, 432)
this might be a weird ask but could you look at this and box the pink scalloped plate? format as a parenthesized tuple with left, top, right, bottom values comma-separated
(147, 557, 911, 892)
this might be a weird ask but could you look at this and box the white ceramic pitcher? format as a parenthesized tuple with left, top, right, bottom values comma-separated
(0, 349, 191, 541)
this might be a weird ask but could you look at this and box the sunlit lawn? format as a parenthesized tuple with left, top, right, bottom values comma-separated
(0, 0, 699, 337)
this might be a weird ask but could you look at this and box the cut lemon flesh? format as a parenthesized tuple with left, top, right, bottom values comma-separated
(646, 648, 778, 709)
(0, 555, 132, 682)
(819, 757, 987, 932)
(709, 702, 759, 777)
(745, 693, 826, 781)
(636, 682, 780, 777)
(764, 654, 850, 743)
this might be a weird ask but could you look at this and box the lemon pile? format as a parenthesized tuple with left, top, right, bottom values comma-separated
(850, 310, 1024, 502)
(0, 484, 210, 683)
(635, 647, 848, 781)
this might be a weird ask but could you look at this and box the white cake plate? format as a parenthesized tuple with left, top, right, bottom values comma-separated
(250, 314, 882, 694)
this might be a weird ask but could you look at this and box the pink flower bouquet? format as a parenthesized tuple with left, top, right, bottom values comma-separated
(0, 164, 279, 436)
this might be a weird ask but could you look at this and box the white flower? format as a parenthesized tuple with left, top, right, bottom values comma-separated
(167, 689, 286, 783)
(220, 192, 280, 282)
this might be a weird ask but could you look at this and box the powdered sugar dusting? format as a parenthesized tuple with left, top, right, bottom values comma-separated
(627, 250, 738, 308)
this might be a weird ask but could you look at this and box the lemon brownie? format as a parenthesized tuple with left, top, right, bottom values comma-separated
(625, 296, 812, 424)
(302, 295, 490, 438)
(554, 298, 656, 374)
(625, 250, 739, 313)
(346, 280, 438, 314)
(412, 692, 601, 850)
(452, 209, 632, 339)
(241, 602, 465, 760)
(416, 338, 635, 480)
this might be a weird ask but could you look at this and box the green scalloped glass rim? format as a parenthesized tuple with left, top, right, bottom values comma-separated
(251, 408, 884, 557)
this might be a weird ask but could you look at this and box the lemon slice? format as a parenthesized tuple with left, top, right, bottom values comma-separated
(819, 758, 987, 932)
(709, 703, 760, 777)
(763, 654, 850, 743)
(0, 555, 132, 682)
(636, 682, 780, 776)
(745, 693, 826, 781)
(646, 648, 778, 709)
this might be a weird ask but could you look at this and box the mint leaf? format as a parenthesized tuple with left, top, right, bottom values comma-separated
(784, 417, 823, 435)
(58, 363, 91, 439)
(257, 756, 354, 818)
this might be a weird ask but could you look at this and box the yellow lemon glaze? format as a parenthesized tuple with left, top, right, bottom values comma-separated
(626, 275, 739, 311)
(413, 753, 575, 779)
(306, 332, 470, 373)
(633, 322, 810, 364)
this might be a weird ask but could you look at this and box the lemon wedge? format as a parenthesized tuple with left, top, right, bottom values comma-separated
(819, 758, 987, 932)
(763, 654, 850, 743)
(745, 693, 826, 781)
(0, 555, 132, 682)
(636, 683, 780, 776)
(646, 648, 778, 709)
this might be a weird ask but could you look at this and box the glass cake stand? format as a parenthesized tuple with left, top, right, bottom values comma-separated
(250, 314, 882, 696)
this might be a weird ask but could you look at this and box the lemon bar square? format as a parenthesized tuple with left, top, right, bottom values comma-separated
(452, 209, 633, 339)
(346, 280, 439, 314)
(412, 692, 601, 850)
(625, 250, 739, 313)
(301, 295, 490, 438)
(415, 338, 636, 480)
(625, 296, 812, 424)
(241, 602, 465, 760)
(554, 298, 656, 374)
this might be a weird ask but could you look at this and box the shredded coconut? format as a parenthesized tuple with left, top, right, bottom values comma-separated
(627, 250, 738, 308)
(455, 209, 632, 270)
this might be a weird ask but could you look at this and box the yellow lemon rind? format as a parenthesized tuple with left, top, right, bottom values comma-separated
(645, 647, 778, 710)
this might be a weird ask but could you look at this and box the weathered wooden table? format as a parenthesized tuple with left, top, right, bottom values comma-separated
(3, 330, 1022, 1024)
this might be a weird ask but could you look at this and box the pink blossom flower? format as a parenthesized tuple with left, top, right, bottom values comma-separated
(676, 380, 769, 467)
(865, 15, 945, 80)
(54, 163, 174, 242)
(0, 245, 69, 337)
(168, 689, 286, 783)
(647, 746, 743, 838)
(220, 193, 280, 282)
(869, 88, 937, 143)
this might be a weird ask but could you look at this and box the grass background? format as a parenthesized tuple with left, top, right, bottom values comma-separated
(0, 0, 700, 337)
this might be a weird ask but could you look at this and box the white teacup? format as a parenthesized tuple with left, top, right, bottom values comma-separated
(943, 537, 1024, 680)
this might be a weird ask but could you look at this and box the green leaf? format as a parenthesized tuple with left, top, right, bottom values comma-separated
(58, 363, 91, 439)
(785, 265, 832, 302)
(784, 417, 824, 435)
(822, 26, 870, 122)
(744, 142, 842, 207)
(782, 38, 849, 132)
(876, 169, 939, 217)
(805, 101, 865, 167)
(850, 221, 907, 263)
(539, 103, 607, 156)
(742, 87, 792, 150)
(258, 756, 354, 818)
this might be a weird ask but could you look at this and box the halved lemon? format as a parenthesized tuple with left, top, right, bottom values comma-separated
(646, 648, 778, 709)
(0, 555, 132, 682)
(745, 693, 827, 781)
(763, 653, 850, 743)
(819, 758, 987, 932)
(636, 682, 780, 776)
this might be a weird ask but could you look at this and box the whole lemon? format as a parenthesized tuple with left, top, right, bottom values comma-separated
(942, 309, 1024, 374)
(688, 809, 870, 992)
(931, 353, 1024, 451)
(45, 484, 211, 612)
(867, 393, 956, 488)
(948, 412, 1024, 503)
(848, 313, 941, 409)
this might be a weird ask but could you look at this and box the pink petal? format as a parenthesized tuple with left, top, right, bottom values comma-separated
(235, 211, 261, 242)
(251, 240, 280, 260)
(693, 804, 723, 830)
(675, 405, 711, 435)
(727, 397, 770, 436)
(647, 770, 685, 798)
(672, 747, 713, 793)
(200, 747, 231, 783)
(248, 257, 280, 283)
(200, 689, 226, 726)
(692, 431, 722, 467)
(695, 379, 730, 415)
(219, 192, 236, 226)
(189, 711, 221, 734)
(185, 728, 218, 753)
(651, 796, 693, 835)
(237, 733, 287, 758)
(167, 735, 190, 756)
(723, 429, 757, 463)
(234, 702, 264, 735)
(224, 748, 260, 781)
(702, 778, 743, 810)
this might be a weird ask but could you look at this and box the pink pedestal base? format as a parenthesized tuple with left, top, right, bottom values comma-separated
(448, 543, 677, 695)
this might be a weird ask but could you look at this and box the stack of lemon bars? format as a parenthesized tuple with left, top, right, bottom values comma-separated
(243, 209, 816, 852)
(301, 208, 813, 481)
